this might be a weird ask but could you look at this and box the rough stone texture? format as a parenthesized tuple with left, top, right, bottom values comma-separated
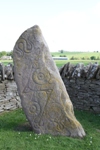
(13, 25, 85, 138)
(0, 81, 21, 113)
(60, 63, 100, 113)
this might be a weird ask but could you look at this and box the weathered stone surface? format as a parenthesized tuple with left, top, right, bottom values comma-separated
(13, 25, 85, 138)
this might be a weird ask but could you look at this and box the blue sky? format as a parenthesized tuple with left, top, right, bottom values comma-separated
(0, 0, 100, 52)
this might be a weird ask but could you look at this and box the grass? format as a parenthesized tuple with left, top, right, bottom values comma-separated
(0, 109, 100, 150)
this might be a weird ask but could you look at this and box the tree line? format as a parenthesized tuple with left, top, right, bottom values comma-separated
(0, 51, 13, 58)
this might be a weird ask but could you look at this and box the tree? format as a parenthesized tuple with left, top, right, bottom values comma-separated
(0, 51, 7, 58)
(90, 56, 96, 60)
(58, 50, 64, 53)
(61, 50, 64, 53)
(7, 51, 13, 58)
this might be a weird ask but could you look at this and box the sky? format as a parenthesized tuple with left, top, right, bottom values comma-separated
(0, 0, 100, 52)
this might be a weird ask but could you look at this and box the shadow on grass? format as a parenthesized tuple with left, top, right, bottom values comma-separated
(14, 122, 32, 132)
(0, 109, 33, 132)
(0, 118, 33, 132)
(0, 109, 100, 134)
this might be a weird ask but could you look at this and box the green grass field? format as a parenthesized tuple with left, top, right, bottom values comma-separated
(0, 109, 100, 150)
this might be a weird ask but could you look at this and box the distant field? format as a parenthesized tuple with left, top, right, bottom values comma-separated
(1, 51, 100, 68)
(52, 51, 100, 67)
(51, 51, 100, 59)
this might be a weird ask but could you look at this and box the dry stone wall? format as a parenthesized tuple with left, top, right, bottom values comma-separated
(0, 80, 21, 113)
(60, 62, 100, 113)
(0, 62, 100, 114)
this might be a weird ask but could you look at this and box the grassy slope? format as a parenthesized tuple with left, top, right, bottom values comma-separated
(0, 109, 100, 150)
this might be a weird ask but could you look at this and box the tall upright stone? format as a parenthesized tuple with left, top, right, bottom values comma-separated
(13, 25, 85, 138)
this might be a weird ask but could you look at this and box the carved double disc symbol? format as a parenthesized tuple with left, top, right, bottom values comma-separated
(32, 68, 50, 85)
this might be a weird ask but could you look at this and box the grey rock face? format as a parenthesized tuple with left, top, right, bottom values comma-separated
(13, 25, 85, 138)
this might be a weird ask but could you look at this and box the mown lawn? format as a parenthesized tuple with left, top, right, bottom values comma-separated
(0, 109, 100, 150)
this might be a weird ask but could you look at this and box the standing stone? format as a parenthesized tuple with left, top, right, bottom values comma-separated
(13, 25, 85, 138)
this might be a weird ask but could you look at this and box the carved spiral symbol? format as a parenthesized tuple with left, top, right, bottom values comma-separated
(32, 68, 50, 84)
